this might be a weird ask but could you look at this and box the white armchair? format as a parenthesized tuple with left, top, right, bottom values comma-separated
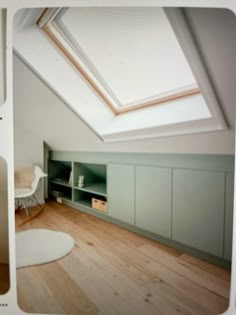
(15, 165, 47, 216)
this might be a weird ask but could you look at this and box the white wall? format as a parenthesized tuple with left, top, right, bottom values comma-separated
(0, 9, 5, 106)
(13, 121, 45, 204)
(0, 158, 8, 264)
(13, 8, 235, 154)
(0, 10, 8, 264)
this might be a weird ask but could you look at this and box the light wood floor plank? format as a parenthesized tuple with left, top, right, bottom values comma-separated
(15, 201, 230, 315)
(17, 266, 65, 314)
(179, 253, 231, 281)
(38, 261, 99, 315)
(138, 243, 229, 298)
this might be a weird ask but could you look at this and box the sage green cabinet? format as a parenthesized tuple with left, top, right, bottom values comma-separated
(107, 164, 135, 224)
(48, 152, 234, 263)
(172, 169, 225, 257)
(224, 173, 234, 260)
(135, 166, 172, 238)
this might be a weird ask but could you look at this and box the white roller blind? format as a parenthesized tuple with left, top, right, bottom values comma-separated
(59, 7, 197, 106)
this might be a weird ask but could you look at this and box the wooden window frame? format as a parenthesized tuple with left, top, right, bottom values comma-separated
(37, 8, 200, 115)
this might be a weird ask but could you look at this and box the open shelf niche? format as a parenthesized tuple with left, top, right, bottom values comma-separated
(48, 160, 107, 212)
(48, 160, 73, 201)
(73, 162, 107, 212)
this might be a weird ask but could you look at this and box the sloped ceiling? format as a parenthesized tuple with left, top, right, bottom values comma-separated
(183, 8, 236, 129)
(13, 8, 235, 154)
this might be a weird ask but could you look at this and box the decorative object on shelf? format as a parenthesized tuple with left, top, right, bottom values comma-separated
(78, 175, 84, 188)
(92, 198, 107, 212)
(68, 171, 73, 186)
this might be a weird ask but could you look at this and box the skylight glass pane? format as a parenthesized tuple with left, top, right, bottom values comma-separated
(58, 7, 197, 107)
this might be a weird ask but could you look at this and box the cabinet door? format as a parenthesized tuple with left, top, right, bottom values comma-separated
(224, 172, 234, 260)
(172, 169, 225, 257)
(136, 166, 172, 238)
(107, 164, 135, 224)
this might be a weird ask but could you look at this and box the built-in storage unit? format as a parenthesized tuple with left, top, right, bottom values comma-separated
(48, 160, 72, 201)
(136, 166, 172, 238)
(172, 169, 225, 257)
(108, 164, 135, 224)
(73, 162, 107, 210)
(49, 160, 107, 213)
(48, 152, 234, 265)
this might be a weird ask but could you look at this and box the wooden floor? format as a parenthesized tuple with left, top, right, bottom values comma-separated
(15, 201, 231, 315)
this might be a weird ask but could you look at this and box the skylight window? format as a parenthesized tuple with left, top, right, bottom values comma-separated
(14, 7, 226, 142)
(37, 7, 200, 114)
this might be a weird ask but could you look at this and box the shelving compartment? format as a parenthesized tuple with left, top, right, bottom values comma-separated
(49, 160, 72, 185)
(73, 162, 107, 213)
(74, 189, 107, 212)
(48, 160, 107, 212)
(49, 182, 72, 201)
(73, 162, 107, 196)
(48, 160, 73, 201)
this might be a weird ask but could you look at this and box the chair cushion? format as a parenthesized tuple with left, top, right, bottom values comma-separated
(15, 187, 33, 198)
(14, 165, 35, 189)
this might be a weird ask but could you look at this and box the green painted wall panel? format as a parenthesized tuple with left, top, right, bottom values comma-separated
(224, 172, 234, 260)
(136, 166, 172, 238)
(50, 151, 234, 173)
(107, 164, 135, 224)
(172, 169, 225, 257)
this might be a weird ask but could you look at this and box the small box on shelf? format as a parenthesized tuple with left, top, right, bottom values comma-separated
(92, 198, 107, 212)
(100, 200, 107, 212)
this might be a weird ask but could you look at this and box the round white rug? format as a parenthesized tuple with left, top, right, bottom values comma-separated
(16, 229, 75, 268)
